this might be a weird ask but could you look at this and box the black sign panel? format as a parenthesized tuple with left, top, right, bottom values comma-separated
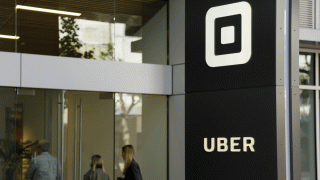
(185, 0, 284, 179)
(215, 14, 242, 55)
(186, 0, 277, 93)
(186, 87, 279, 179)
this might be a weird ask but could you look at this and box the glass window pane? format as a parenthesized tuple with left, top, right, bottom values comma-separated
(15, 0, 169, 65)
(115, 1, 167, 65)
(57, 91, 115, 180)
(76, 92, 114, 180)
(300, 90, 316, 180)
(300, 40, 317, 47)
(0, 1, 16, 52)
(115, 93, 167, 180)
(14, 89, 115, 180)
(299, 53, 315, 85)
(0, 88, 17, 180)
(16, 1, 115, 60)
(16, 89, 61, 180)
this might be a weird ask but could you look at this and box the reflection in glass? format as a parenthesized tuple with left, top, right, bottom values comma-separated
(4, 89, 116, 180)
(115, 93, 167, 180)
(0, 88, 17, 180)
(299, 53, 315, 85)
(0, 88, 168, 179)
(59, 17, 114, 60)
(15, 0, 167, 65)
(0, 1, 16, 52)
(16, 89, 62, 180)
(300, 90, 316, 180)
(16, 1, 115, 58)
(115, 1, 167, 64)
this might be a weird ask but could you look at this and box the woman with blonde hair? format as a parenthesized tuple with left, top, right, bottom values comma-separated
(84, 155, 110, 180)
(117, 145, 142, 180)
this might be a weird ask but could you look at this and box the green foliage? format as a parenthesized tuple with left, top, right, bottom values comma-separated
(84, 50, 95, 59)
(59, 17, 115, 60)
(59, 17, 83, 58)
(100, 43, 114, 60)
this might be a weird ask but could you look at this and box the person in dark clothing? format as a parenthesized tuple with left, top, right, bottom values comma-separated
(117, 145, 143, 180)
(84, 155, 110, 180)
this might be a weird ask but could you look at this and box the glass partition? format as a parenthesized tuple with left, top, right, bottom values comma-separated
(12, 89, 115, 180)
(300, 90, 316, 180)
(0, 88, 168, 180)
(115, 93, 167, 180)
(115, 1, 167, 64)
(16, 0, 115, 58)
(299, 53, 315, 85)
(11, 0, 168, 65)
(0, 88, 17, 180)
(16, 89, 61, 180)
(0, 0, 17, 52)
(68, 91, 115, 180)
(0, 88, 63, 180)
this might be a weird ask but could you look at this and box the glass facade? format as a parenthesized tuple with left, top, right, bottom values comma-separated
(0, 1, 16, 52)
(1, 1, 316, 179)
(0, 88, 17, 180)
(299, 51, 319, 180)
(300, 90, 316, 180)
(0, 0, 167, 65)
(0, 88, 167, 180)
(299, 53, 315, 85)
(114, 93, 167, 180)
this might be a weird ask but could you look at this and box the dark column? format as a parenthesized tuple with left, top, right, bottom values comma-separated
(185, 0, 299, 179)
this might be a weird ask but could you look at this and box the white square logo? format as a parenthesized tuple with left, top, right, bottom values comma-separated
(221, 26, 235, 44)
(205, 1, 252, 67)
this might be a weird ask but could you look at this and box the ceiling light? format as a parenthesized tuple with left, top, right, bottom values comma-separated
(0, 35, 20, 40)
(16, 5, 81, 16)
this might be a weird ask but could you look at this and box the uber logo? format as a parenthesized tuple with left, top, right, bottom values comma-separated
(203, 137, 255, 152)
(205, 1, 252, 67)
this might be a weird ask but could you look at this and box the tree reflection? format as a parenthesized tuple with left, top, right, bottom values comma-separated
(299, 53, 316, 179)
(59, 17, 83, 58)
(59, 17, 113, 60)
(115, 93, 142, 177)
(299, 54, 314, 85)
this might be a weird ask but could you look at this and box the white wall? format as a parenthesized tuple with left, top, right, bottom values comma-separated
(21, 54, 172, 95)
(0, 52, 20, 87)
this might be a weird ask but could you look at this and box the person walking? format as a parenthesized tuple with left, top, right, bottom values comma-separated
(84, 155, 110, 180)
(25, 140, 61, 180)
(117, 145, 142, 180)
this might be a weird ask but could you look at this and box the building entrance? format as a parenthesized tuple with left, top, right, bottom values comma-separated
(0, 87, 167, 180)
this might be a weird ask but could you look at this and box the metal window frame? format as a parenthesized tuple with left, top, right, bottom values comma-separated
(300, 48, 319, 180)
(316, 0, 320, 29)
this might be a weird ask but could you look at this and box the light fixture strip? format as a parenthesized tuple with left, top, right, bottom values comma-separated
(16, 5, 81, 16)
(0, 35, 20, 40)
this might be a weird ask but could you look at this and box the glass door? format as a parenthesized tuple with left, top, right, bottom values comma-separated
(0, 88, 17, 180)
(16, 89, 62, 180)
(65, 91, 115, 180)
